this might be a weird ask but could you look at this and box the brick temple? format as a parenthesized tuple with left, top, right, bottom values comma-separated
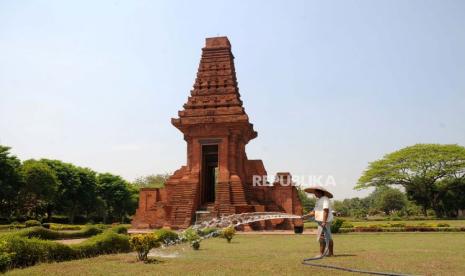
(132, 37, 303, 230)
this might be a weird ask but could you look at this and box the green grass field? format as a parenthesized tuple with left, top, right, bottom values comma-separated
(5, 232, 465, 276)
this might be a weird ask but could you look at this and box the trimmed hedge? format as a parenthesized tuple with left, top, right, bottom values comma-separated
(3, 236, 75, 267)
(0, 229, 130, 271)
(12, 226, 102, 240)
(48, 224, 82, 231)
(340, 226, 465, 233)
(110, 225, 129, 235)
(24, 220, 41, 228)
(71, 231, 130, 258)
(0, 224, 25, 231)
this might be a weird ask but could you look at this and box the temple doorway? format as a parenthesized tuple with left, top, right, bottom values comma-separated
(201, 144, 218, 205)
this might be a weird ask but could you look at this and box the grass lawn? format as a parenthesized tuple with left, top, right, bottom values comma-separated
(5, 232, 465, 276)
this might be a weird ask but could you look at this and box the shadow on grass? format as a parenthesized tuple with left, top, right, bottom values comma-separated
(144, 258, 165, 264)
(329, 254, 356, 258)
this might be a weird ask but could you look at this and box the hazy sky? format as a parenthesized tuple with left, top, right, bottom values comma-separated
(1, 0, 464, 199)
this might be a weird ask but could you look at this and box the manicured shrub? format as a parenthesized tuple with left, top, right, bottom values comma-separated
(0, 228, 130, 272)
(110, 225, 129, 235)
(154, 229, 179, 245)
(389, 216, 402, 221)
(198, 227, 219, 237)
(49, 224, 81, 231)
(0, 224, 20, 231)
(405, 226, 436, 232)
(0, 252, 12, 273)
(2, 236, 75, 267)
(389, 222, 406, 228)
(220, 226, 236, 243)
(9, 222, 25, 229)
(129, 234, 160, 262)
(330, 218, 344, 233)
(72, 231, 131, 258)
(25, 220, 41, 228)
(340, 220, 354, 228)
(14, 225, 102, 240)
(0, 240, 13, 272)
(436, 223, 450, 227)
(354, 226, 383, 232)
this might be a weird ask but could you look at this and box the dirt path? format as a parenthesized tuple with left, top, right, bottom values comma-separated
(56, 238, 88, 245)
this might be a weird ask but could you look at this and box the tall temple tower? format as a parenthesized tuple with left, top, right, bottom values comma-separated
(132, 37, 302, 230)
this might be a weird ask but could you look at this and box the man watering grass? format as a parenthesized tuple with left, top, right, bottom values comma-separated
(303, 186, 334, 257)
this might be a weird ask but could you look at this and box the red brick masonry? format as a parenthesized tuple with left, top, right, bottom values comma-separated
(132, 37, 303, 230)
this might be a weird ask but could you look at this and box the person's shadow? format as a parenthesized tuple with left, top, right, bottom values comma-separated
(328, 254, 356, 258)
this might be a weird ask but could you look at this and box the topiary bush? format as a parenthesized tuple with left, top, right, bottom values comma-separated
(24, 220, 41, 228)
(129, 234, 160, 262)
(153, 229, 179, 245)
(220, 226, 236, 243)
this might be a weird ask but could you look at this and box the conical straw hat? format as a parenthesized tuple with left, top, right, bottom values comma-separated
(303, 185, 333, 198)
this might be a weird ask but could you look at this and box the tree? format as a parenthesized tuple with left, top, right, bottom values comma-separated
(75, 167, 98, 219)
(356, 144, 465, 217)
(333, 198, 369, 218)
(438, 178, 465, 217)
(378, 188, 406, 215)
(40, 159, 83, 223)
(363, 186, 407, 215)
(21, 160, 59, 218)
(297, 187, 316, 213)
(133, 173, 170, 188)
(97, 173, 135, 223)
(0, 145, 23, 219)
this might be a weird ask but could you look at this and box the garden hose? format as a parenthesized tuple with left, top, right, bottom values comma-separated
(301, 219, 414, 276)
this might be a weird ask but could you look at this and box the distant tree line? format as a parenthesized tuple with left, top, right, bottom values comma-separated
(299, 185, 421, 218)
(332, 186, 424, 218)
(0, 145, 140, 224)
